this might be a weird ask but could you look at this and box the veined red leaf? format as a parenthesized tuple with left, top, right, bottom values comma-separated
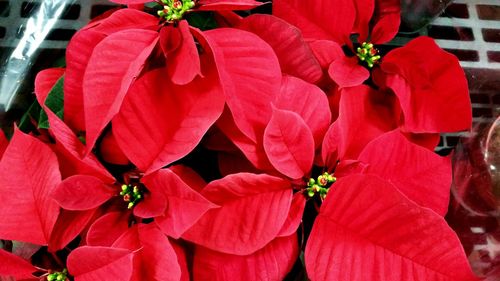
(34, 67, 65, 106)
(67, 246, 134, 281)
(86, 212, 130, 247)
(308, 40, 344, 69)
(203, 28, 281, 142)
(278, 193, 306, 237)
(141, 169, 216, 238)
(216, 108, 274, 172)
(198, 0, 263, 10)
(238, 14, 322, 84)
(65, 29, 106, 132)
(273, 0, 355, 44)
(112, 65, 224, 173)
(0, 249, 36, 279)
(0, 128, 60, 245)
(51, 175, 116, 211)
(381, 36, 471, 133)
(92, 9, 158, 35)
(45, 108, 114, 183)
(305, 174, 479, 281)
(183, 173, 292, 255)
(193, 234, 299, 281)
(49, 208, 97, 252)
(112, 224, 181, 281)
(275, 76, 331, 148)
(160, 20, 201, 85)
(326, 85, 398, 160)
(358, 130, 452, 216)
(328, 56, 369, 88)
(83, 29, 159, 154)
(263, 108, 315, 179)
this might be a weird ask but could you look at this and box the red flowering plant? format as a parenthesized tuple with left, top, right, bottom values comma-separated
(0, 0, 482, 280)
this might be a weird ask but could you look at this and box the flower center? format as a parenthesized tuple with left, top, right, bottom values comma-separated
(120, 184, 143, 209)
(47, 269, 68, 281)
(158, 0, 196, 22)
(306, 172, 336, 200)
(356, 42, 381, 68)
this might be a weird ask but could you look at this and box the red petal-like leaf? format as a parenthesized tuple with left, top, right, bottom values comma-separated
(278, 193, 306, 237)
(352, 0, 375, 43)
(198, 0, 263, 10)
(49, 209, 97, 252)
(275, 76, 331, 147)
(273, 0, 355, 44)
(183, 173, 292, 255)
(51, 175, 115, 211)
(65, 29, 106, 132)
(92, 9, 158, 35)
(305, 174, 478, 281)
(44, 89, 114, 183)
(83, 29, 158, 153)
(381, 36, 471, 133)
(358, 130, 452, 216)
(309, 40, 345, 69)
(328, 56, 369, 88)
(34, 67, 65, 106)
(0, 130, 7, 160)
(141, 169, 216, 238)
(113, 65, 224, 173)
(67, 246, 134, 281)
(169, 165, 207, 193)
(371, 0, 401, 44)
(203, 28, 281, 142)
(113, 224, 181, 281)
(324, 85, 398, 160)
(193, 234, 299, 281)
(0, 129, 60, 245)
(238, 14, 322, 84)
(160, 20, 201, 85)
(86, 212, 130, 247)
(263, 108, 315, 179)
(0, 249, 36, 279)
(99, 130, 129, 165)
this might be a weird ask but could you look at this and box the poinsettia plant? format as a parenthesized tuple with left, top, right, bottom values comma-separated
(0, 0, 481, 280)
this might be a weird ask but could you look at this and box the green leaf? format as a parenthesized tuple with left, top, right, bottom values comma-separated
(38, 76, 64, 129)
(18, 100, 41, 133)
(186, 12, 217, 31)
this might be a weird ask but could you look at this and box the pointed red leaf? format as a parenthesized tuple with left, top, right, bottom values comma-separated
(198, 0, 263, 10)
(65, 29, 106, 132)
(309, 40, 345, 69)
(328, 56, 369, 88)
(49, 208, 97, 252)
(278, 193, 306, 237)
(358, 130, 452, 216)
(352, 0, 375, 43)
(51, 175, 116, 211)
(141, 169, 216, 238)
(86, 212, 130, 247)
(275, 76, 331, 147)
(0, 129, 60, 245)
(238, 14, 322, 84)
(92, 9, 158, 35)
(0, 249, 36, 279)
(371, 0, 401, 44)
(83, 29, 159, 153)
(45, 104, 114, 183)
(183, 173, 292, 255)
(263, 108, 314, 179)
(34, 67, 65, 106)
(381, 36, 471, 133)
(203, 28, 281, 142)
(113, 224, 181, 281)
(305, 174, 478, 281)
(216, 109, 275, 172)
(113, 65, 224, 173)
(324, 85, 398, 160)
(273, 0, 355, 44)
(193, 234, 299, 280)
(0, 130, 7, 160)
(67, 246, 134, 281)
(160, 20, 201, 85)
